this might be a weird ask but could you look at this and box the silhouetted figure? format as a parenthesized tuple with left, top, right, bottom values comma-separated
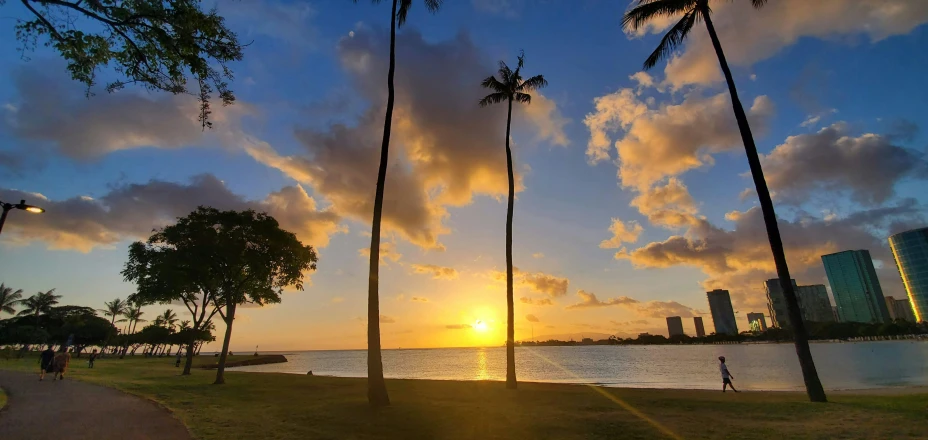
(39, 345, 55, 381)
(89, 349, 97, 368)
(719, 356, 738, 393)
(175, 350, 183, 367)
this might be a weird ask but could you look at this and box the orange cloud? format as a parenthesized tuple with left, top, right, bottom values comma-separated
(410, 264, 459, 280)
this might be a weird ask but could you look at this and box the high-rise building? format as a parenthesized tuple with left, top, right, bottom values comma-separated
(832, 306, 840, 322)
(694, 317, 706, 337)
(666, 316, 684, 337)
(766, 280, 836, 327)
(746, 312, 767, 332)
(796, 284, 835, 323)
(765, 278, 797, 328)
(822, 250, 892, 323)
(889, 227, 928, 322)
(885, 296, 917, 322)
(707, 289, 738, 335)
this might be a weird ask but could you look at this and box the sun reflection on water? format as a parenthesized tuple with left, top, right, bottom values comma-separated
(475, 348, 490, 380)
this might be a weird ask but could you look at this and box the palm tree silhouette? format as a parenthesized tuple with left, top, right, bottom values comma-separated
(0, 283, 24, 318)
(357, 0, 442, 407)
(101, 298, 129, 327)
(622, 0, 826, 402)
(17, 288, 61, 327)
(479, 51, 548, 390)
(159, 309, 179, 331)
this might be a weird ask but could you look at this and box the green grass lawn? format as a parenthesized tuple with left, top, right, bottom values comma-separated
(0, 386, 6, 410)
(2, 354, 926, 439)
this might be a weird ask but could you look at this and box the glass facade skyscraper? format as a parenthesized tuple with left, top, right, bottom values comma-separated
(666, 316, 684, 337)
(889, 227, 928, 322)
(707, 289, 738, 335)
(821, 250, 891, 324)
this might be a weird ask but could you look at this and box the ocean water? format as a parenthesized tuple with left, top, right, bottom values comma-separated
(229, 341, 928, 391)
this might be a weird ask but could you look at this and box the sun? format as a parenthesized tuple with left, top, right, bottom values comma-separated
(473, 320, 488, 332)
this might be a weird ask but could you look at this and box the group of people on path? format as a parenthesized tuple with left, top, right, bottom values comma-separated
(37, 345, 72, 381)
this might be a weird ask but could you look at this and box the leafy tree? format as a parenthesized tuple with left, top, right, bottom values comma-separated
(59, 312, 115, 356)
(17, 288, 61, 327)
(479, 51, 547, 390)
(0, 283, 24, 317)
(356, 0, 442, 408)
(622, 0, 827, 403)
(124, 207, 317, 381)
(9, 0, 244, 127)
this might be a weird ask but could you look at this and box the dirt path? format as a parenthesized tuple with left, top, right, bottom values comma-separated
(0, 370, 191, 440)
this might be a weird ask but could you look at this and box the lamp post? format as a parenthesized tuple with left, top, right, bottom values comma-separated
(0, 199, 45, 235)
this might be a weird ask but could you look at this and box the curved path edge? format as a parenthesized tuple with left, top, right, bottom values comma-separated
(0, 370, 192, 440)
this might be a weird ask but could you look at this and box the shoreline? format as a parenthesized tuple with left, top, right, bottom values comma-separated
(227, 368, 928, 396)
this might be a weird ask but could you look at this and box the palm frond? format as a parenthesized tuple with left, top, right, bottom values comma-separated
(643, 9, 697, 70)
(517, 74, 548, 92)
(424, 0, 443, 13)
(622, 0, 695, 33)
(397, 0, 413, 26)
(497, 60, 513, 81)
(481, 76, 508, 93)
(751, 0, 768, 9)
(514, 92, 532, 104)
(479, 92, 508, 107)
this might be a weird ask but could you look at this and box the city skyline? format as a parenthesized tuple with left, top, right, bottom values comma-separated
(1, 1, 928, 350)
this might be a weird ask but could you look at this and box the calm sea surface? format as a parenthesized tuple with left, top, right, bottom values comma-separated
(229, 341, 928, 391)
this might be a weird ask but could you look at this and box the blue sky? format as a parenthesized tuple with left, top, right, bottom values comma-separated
(1, 0, 927, 350)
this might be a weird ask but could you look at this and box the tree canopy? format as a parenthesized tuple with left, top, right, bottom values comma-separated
(9, 0, 244, 127)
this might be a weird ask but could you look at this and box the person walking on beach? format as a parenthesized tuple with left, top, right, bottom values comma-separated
(719, 356, 738, 393)
(88, 349, 97, 368)
(39, 345, 55, 381)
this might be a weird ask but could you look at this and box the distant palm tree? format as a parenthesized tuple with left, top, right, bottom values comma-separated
(479, 51, 548, 390)
(101, 298, 129, 327)
(622, 0, 826, 403)
(356, 0, 443, 408)
(159, 309, 178, 331)
(126, 307, 145, 334)
(0, 283, 24, 317)
(17, 288, 61, 327)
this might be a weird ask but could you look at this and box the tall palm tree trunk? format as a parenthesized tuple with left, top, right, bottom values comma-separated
(365, 0, 398, 408)
(700, 5, 826, 403)
(504, 98, 517, 389)
(213, 303, 236, 385)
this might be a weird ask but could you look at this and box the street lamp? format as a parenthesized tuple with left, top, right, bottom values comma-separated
(0, 199, 45, 235)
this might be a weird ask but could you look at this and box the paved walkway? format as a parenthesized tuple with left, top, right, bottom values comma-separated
(0, 371, 191, 440)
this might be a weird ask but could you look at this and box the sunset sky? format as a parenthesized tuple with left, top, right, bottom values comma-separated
(1, 0, 927, 351)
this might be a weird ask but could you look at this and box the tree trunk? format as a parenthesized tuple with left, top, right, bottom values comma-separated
(700, 4, 826, 403)
(183, 341, 195, 375)
(504, 98, 517, 390)
(365, 0, 398, 408)
(213, 303, 236, 385)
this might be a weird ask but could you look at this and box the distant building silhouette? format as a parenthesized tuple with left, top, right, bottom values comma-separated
(797, 285, 835, 323)
(884, 296, 916, 322)
(746, 312, 767, 332)
(889, 227, 928, 322)
(693, 317, 706, 337)
(822, 250, 891, 323)
(766, 279, 836, 327)
(707, 289, 738, 335)
(666, 316, 684, 337)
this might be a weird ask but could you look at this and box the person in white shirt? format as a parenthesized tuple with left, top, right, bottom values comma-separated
(719, 356, 738, 393)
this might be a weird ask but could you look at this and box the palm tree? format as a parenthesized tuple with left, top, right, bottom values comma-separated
(479, 51, 548, 390)
(0, 283, 24, 318)
(101, 298, 129, 327)
(158, 309, 178, 331)
(17, 288, 61, 327)
(357, 0, 442, 407)
(622, 0, 826, 402)
(126, 307, 145, 334)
